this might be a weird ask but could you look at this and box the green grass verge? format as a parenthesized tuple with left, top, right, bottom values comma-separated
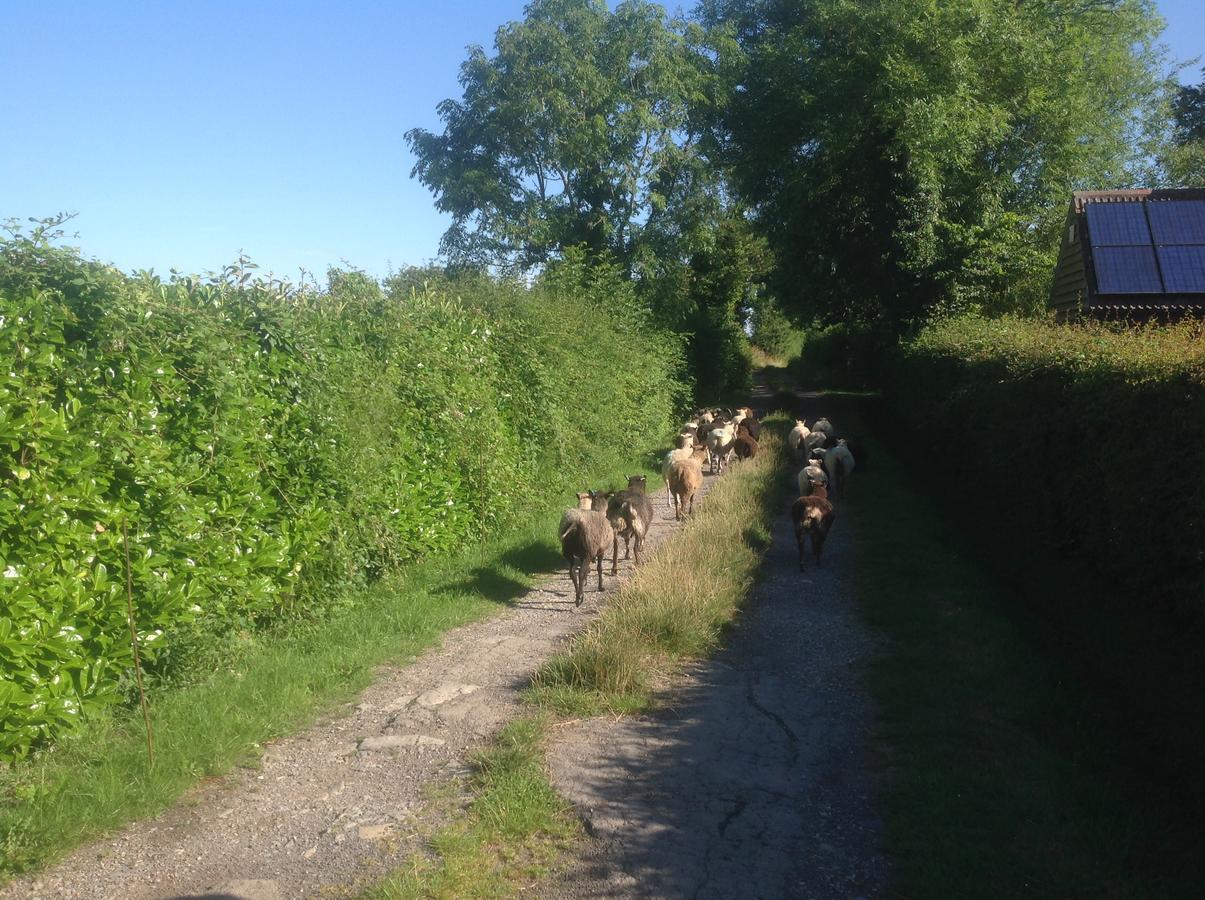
(848, 414, 1205, 898)
(528, 420, 785, 715)
(367, 716, 578, 899)
(0, 461, 665, 882)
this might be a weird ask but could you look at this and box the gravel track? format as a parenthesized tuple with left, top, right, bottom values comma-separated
(536, 388, 892, 899)
(6, 474, 718, 900)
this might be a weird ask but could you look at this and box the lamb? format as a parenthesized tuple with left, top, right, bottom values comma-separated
(704, 422, 737, 475)
(559, 491, 615, 606)
(733, 433, 758, 460)
(823, 439, 856, 499)
(797, 461, 828, 497)
(792, 484, 835, 571)
(667, 456, 703, 520)
(607, 475, 654, 575)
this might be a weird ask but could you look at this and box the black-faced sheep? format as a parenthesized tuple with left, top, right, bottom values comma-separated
(559, 491, 614, 606)
(792, 485, 835, 571)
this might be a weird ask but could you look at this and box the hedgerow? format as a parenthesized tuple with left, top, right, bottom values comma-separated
(890, 313, 1205, 618)
(0, 227, 685, 761)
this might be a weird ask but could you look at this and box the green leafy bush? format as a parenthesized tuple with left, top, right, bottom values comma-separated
(789, 321, 890, 389)
(890, 314, 1205, 617)
(748, 304, 803, 361)
(0, 230, 685, 761)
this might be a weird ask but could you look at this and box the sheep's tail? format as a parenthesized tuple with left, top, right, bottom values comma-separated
(560, 520, 581, 543)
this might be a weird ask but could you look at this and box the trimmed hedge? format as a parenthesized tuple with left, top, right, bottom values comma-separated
(0, 231, 686, 761)
(890, 314, 1205, 618)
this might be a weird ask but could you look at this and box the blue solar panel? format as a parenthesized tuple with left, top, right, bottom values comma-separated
(1093, 246, 1162, 293)
(1147, 201, 1205, 245)
(1085, 202, 1151, 246)
(1156, 245, 1205, 292)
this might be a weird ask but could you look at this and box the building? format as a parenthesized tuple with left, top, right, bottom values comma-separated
(1048, 188, 1205, 319)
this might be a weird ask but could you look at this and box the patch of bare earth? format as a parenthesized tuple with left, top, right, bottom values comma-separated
(5, 477, 716, 900)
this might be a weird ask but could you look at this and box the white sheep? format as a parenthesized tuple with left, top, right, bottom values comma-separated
(787, 419, 810, 452)
(823, 439, 856, 499)
(705, 422, 737, 475)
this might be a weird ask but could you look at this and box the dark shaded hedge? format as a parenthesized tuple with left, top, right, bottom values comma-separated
(890, 314, 1205, 619)
(0, 232, 686, 760)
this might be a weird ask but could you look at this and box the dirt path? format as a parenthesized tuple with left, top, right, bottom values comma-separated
(538, 391, 891, 899)
(7, 476, 719, 900)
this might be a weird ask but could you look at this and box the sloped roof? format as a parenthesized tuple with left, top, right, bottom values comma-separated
(1075, 189, 1205, 303)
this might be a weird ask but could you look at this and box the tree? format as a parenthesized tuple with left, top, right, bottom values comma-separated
(406, 0, 718, 272)
(1172, 70, 1205, 143)
(1164, 69, 1205, 186)
(702, 0, 1169, 325)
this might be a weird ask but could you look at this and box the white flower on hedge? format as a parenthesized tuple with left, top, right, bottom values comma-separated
(185, 558, 196, 567)
(141, 629, 163, 642)
(3, 565, 18, 579)
(189, 604, 202, 613)
(148, 407, 158, 419)
(445, 499, 454, 507)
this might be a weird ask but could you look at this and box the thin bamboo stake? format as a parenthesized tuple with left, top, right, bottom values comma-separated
(122, 521, 155, 767)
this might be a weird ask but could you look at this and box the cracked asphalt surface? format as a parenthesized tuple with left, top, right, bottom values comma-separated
(539, 392, 891, 899)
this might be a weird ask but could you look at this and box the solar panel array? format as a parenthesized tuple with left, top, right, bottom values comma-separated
(1085, 200, 1205, 296)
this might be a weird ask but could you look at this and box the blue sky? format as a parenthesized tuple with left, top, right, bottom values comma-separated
(2, 1, 1202, 281)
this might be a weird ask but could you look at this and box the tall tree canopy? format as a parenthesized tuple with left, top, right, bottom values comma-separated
(702, 0, 1169, 325)
(1165, 69, 1205, 186)
(406, 0, 718, 272)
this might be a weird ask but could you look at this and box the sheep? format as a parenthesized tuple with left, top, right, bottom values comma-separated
(812, 417, 835, 441)
(788, 420, 810, 454)
(737, 417, 761, 441)
(733, 433, 758, 461)
(662, 434, 696, 509)
(559, 491, 615, 606)
(607, 475, 654, 575)
(823, 439, 856, 500)
(802, 430, 828, 453)
(704, 422, 737, 475)
(797, 461, 828, 497)
(792, 485, 835, 571)
(667, 456, 703, 520)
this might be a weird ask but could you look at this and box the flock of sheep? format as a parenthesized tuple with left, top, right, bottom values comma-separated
(557, 407, 860, 604)
(556, 406, 763, 605)
(789, 417, 858, 571)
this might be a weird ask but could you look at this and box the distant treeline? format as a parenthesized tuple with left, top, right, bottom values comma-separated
(0, 228, 686, 760)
